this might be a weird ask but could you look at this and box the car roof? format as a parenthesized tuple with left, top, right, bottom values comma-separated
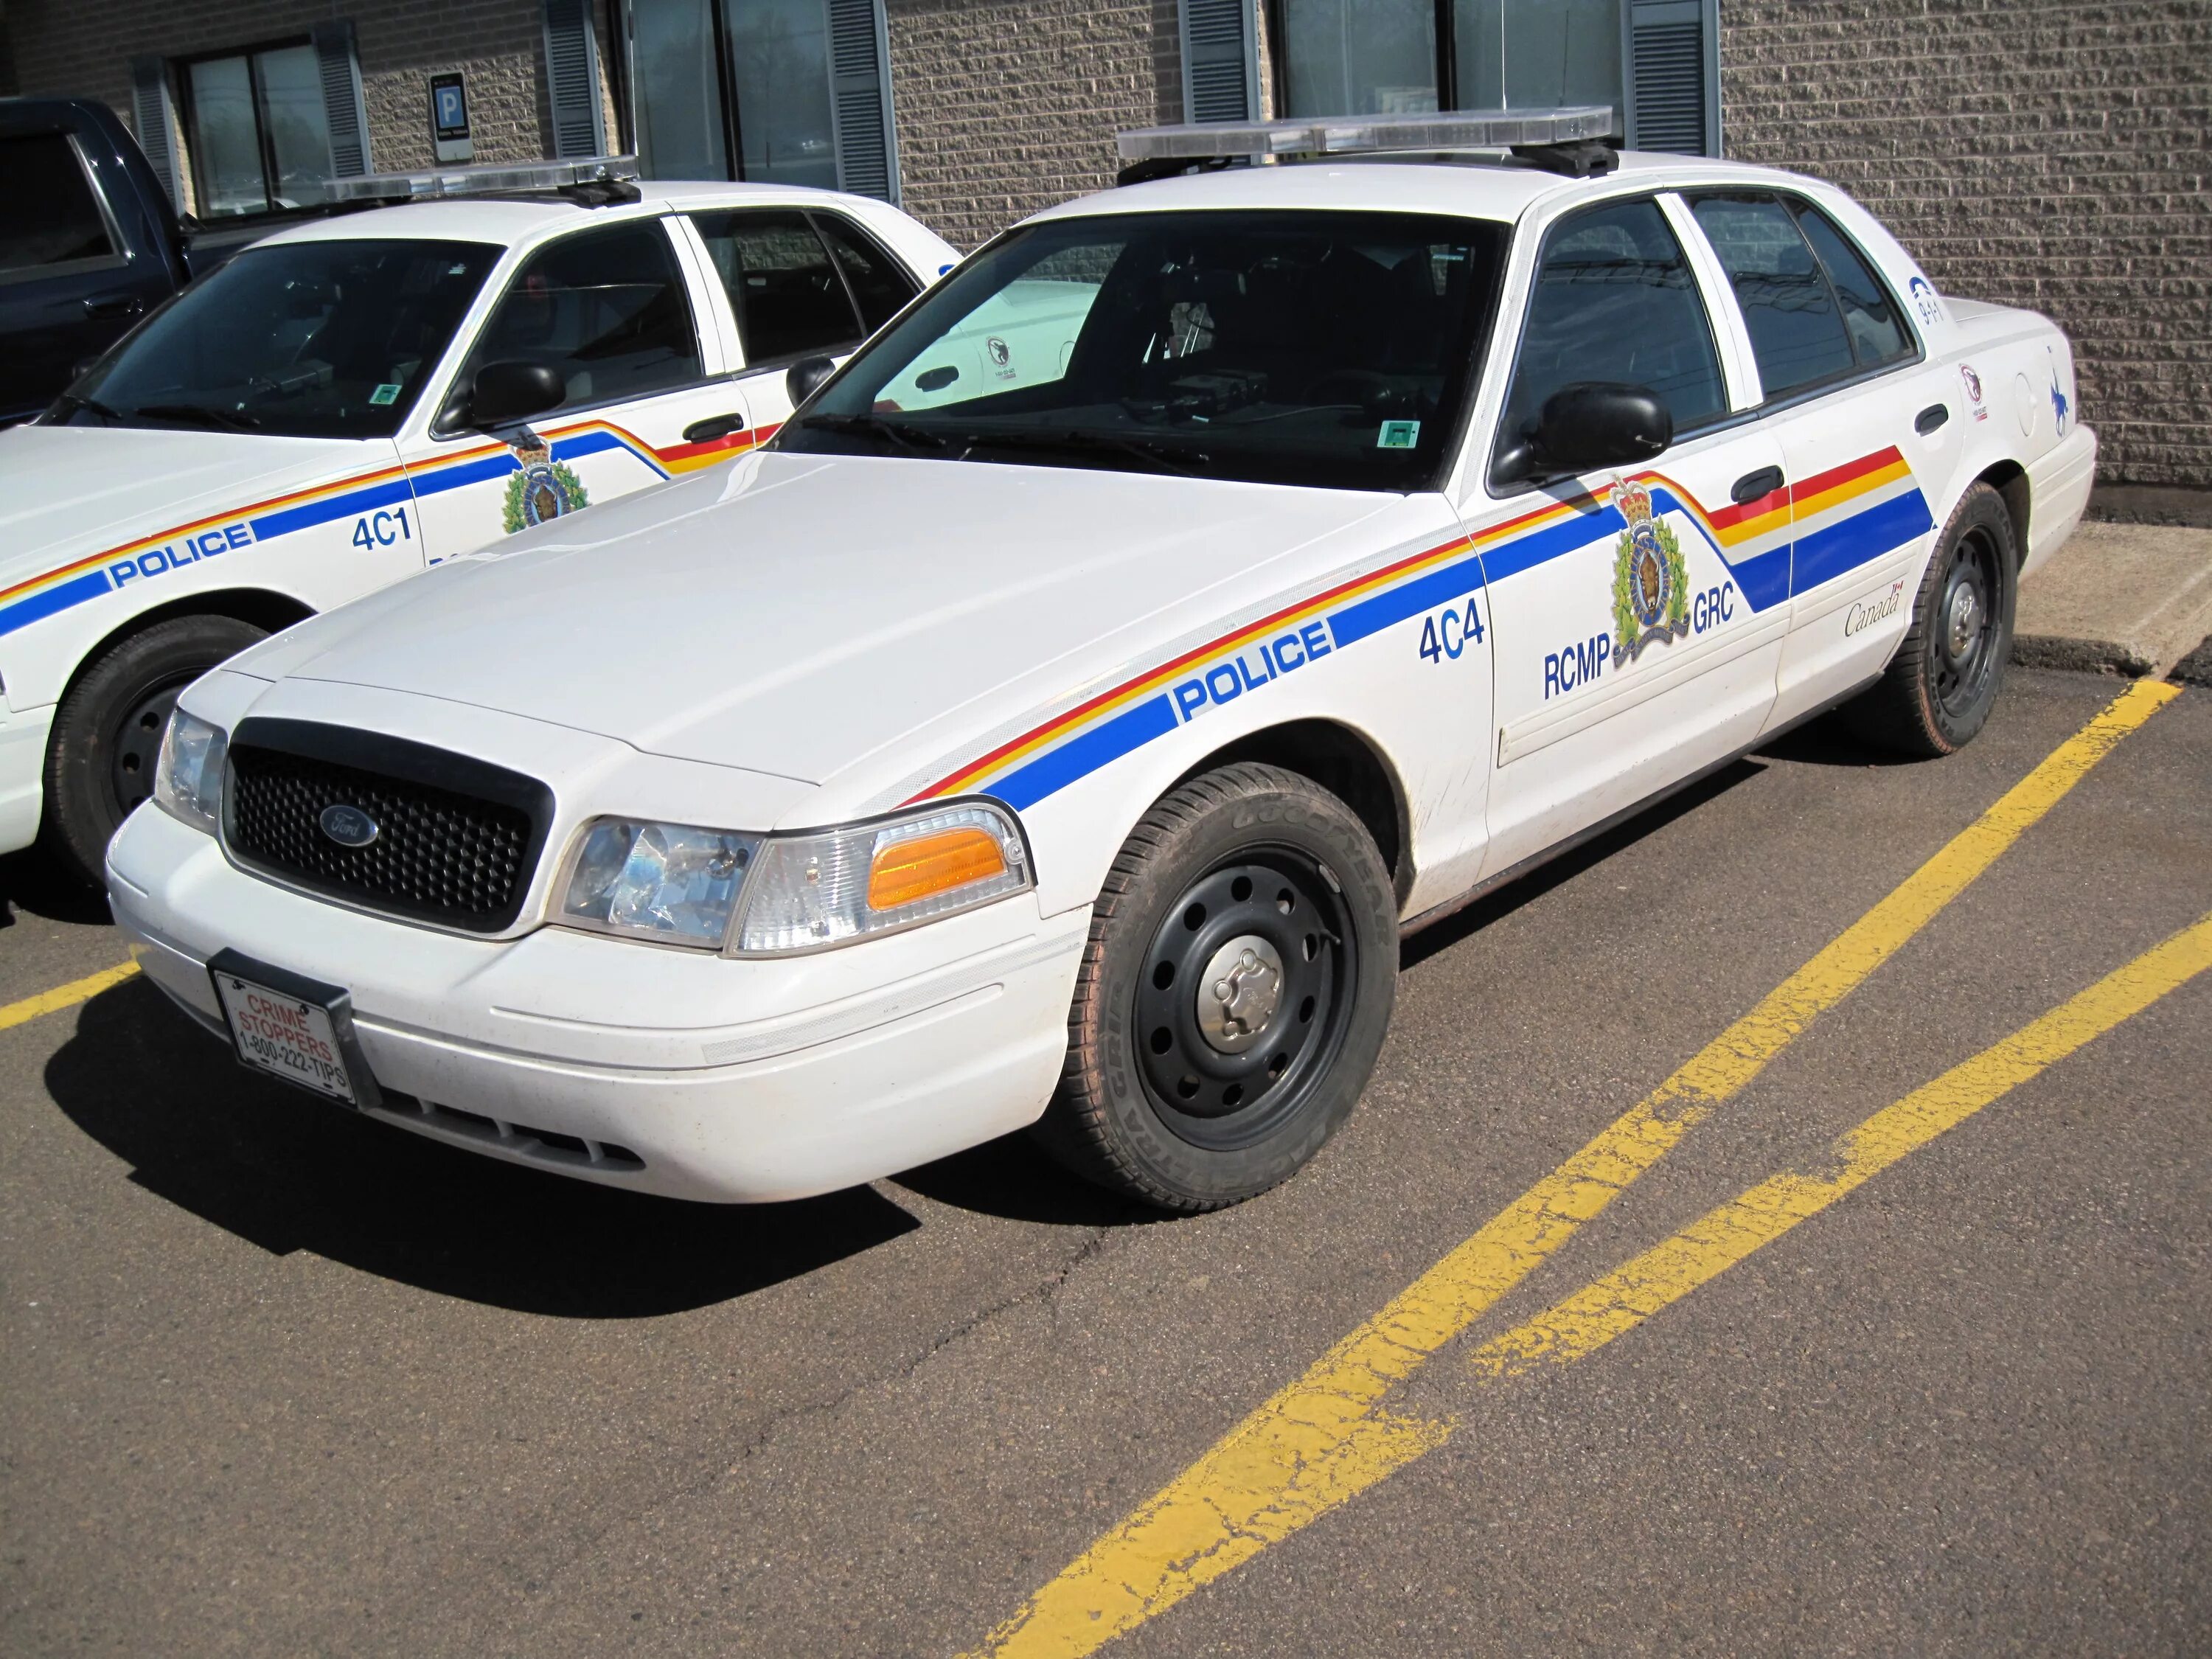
(257, 179, 881, 249)
(1023, 150, 1826, 229)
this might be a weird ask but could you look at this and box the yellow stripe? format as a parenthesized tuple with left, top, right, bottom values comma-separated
(1792, 456, 1913, 524)
(0, 961, 139, 1033)
(966, 677, 2177, 1659)
(1472, 908, 2212, 1380)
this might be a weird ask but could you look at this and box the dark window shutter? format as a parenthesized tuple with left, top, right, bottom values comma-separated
(827, 0, 898, 203)
(543, 0, 608, 159)
(1180, 0, 1257, 123)
(310, 21, 374, 177)
(128, 56, 185, 208)
(1622, 0, 1719, 156)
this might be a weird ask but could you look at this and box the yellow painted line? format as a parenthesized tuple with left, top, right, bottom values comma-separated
(0, 960, 139, 1033)
(1471, 908, 2212, 1380)
(967, 677, 2179, 1659)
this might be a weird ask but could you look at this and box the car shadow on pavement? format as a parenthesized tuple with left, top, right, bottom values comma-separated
(891, 1133, 1167, 1229)
(44, 978, 919, 1318)
(1753, 706, 1919, 768)
(0, 846, 109, 928)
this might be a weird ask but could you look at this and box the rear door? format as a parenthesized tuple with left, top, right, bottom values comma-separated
(680, 206, 920, 439)
(1472, 194, 1790, 877)
(397, 216, 752, 557)
(1680, 191, 1947, 730)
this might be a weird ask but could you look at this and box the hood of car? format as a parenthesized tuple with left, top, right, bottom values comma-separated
(237, 450, 1406, 809)
(0, 424, 385, 599)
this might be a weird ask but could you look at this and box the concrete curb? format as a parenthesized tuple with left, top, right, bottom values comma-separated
(2171, 636, 2212, 689)
(2012, 521, 2212, 680)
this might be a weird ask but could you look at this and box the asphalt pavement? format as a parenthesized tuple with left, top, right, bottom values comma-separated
(3, 667, 2207, 1657)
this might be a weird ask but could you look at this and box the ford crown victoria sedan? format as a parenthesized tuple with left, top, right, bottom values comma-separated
(105, 117, 2094, 1212)
(1, 161, 955, 883)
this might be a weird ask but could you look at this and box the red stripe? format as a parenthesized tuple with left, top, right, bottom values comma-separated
(657, 430, 755, 465)
(1790, 445, 1902, 507)
(1708, 485, 1790, 531)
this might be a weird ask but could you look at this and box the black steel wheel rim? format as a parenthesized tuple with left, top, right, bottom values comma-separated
(108, 677, 187, 818)
(1131, 846, 1357, 1152)
(1933, 526, 2001, 717)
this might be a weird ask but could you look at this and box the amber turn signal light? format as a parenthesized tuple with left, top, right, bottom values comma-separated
(867, 826, 1008, 911)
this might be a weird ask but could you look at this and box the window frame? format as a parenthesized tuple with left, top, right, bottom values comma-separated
(687, 206, 919, 375)
(175, 36, 324, 219)
(1679, 188, 1926, 417)
(430, 215, 712, 439)
(0, 129, 131, 288)
(1484, 188, 1734, 497)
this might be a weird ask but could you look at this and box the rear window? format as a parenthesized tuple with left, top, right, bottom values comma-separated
(0, 133, 116, 277)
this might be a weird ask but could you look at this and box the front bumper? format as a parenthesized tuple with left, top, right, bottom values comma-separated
(106, 803, 1086, 1203)
(0, 701, 55, 856)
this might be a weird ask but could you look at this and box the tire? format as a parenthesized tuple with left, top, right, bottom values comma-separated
(1032, 762, 1398, 1212)
(41, 613, 266, 885)
(1844, 481, 2017, 757)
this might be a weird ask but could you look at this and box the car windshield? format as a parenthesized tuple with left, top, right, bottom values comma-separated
(778, 209, 1507, 492)
(53, 239, 501, 440)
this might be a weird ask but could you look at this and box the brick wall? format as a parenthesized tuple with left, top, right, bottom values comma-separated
(1722, 0, 2212, 487)
(885, 0, 1183, 251)
(2, 0, 622, 210)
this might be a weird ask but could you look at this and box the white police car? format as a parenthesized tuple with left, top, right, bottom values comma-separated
(105, 111, 2094, 1211)
(1, 158, 955, 880)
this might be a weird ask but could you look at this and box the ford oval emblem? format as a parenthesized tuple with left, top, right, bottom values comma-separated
(319, 803, 379, 848)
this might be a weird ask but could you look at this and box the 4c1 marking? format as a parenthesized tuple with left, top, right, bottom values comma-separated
(350, 507, 413, 550)
(1417, 596, 1485, 664)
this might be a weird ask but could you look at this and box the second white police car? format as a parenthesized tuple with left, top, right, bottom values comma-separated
(108, 111, 2094, 1211)
(1, 157, 954, 882)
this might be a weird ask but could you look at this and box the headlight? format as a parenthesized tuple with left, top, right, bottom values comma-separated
(558, 818, 759, 947)
(153, 709, 227, 834)
(734, 802, 1031, 954)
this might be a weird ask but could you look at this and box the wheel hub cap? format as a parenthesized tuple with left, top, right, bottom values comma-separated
(1195, 933, 1283, 1054)
(1947, 582, 1983, 659)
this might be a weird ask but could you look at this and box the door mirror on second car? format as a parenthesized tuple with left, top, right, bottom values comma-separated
(1495, 382, 1673, 487)
(786, 355, 837, 409)
(467, 361, 565, 431)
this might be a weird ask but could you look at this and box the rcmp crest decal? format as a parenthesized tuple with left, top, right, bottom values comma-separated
(502, 438, 588, 534)
(1610, 478, 1688, 662)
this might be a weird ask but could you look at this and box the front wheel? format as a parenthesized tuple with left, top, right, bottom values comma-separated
(1032, 762, 1399, 1212)
(1844, 480, 2017, 757)
(41, 614, 267, 884)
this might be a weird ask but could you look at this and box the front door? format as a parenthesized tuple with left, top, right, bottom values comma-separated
(1475, 195, 1790, 877)
(397, 217, 757, 560)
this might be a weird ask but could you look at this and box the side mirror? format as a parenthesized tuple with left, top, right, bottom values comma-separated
(785, 355, 837, 408)
(1495, 382, 1672, 485)
(467, 361, 565, 431)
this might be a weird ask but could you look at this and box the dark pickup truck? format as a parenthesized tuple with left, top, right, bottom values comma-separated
(0, 96, 274, 425)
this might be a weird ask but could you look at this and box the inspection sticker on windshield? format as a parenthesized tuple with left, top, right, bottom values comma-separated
(369, 383, 403, 406)
(1377, 420, 1421, 449)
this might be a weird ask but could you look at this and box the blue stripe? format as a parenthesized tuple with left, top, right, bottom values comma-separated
(1790, 490, 1935, 597)
(406, 453, 518, 498)
(248, 475, 417, 540)
(1480, 506, 1617, 584)
(0, 568, 112, 638)
(991, 694, 1178, 811)
(1328, 552, 1488, 649)
(554, 429, 661, 473)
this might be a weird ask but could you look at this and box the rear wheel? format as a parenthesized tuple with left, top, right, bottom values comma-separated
(1844, 481, 2017, 757)
(1032, 763, 1397, 1212)
(41, 614, 266, 884)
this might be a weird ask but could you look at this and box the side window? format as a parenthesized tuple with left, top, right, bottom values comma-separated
(1500, 197, 1726, 459)
(812, 212, 920, 335)
(0, 134, 116, 276)
(689, 209, 864, 364)
(463, 221, 702, 414)
(1690, 194, 1855, 398)
(1790, 203, 1913, 368)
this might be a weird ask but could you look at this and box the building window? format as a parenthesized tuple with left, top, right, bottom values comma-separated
(181, 43, 334, 215)
(624, 0, 899, 201)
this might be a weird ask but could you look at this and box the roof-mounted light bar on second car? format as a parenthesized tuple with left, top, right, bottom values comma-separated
(1115, 106, 1620, 184)
(304, 154, 644, 207)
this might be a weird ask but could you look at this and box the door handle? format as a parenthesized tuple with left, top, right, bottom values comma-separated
(1915, 403, 1950, 435)
(682, 413, 748, 443)
(1731, 465, 1784, 504)
(82, 293, 145, 320)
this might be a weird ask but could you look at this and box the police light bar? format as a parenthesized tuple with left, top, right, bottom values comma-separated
(1116, 107, 1615, 164)
(307, 155, 641, 204)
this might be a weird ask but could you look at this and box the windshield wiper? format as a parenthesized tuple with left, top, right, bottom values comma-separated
(796, 411, 949, 455)
(49, 391, 123, 424)
(128, 402, 262, 432)
(952, 427, 1212, 477)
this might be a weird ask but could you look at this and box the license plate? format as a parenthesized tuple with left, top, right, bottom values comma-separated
(207, 949, 378, 1110)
